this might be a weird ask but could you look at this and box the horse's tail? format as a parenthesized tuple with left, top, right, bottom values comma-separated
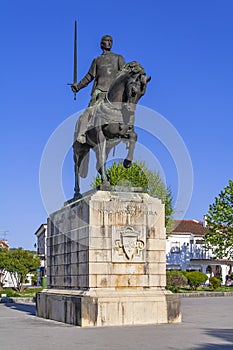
(73, 141, 90, 178)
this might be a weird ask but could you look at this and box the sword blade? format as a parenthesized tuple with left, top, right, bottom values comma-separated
(73, 20, 77, 85)
(68, 21, 77, 101)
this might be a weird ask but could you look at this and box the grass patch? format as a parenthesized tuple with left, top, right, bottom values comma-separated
(1, 287, 43, 298)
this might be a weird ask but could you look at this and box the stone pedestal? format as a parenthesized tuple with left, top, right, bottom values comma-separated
(36, 188, 181, 326)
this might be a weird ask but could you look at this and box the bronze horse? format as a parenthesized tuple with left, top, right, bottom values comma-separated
(73, 61, 151, 198)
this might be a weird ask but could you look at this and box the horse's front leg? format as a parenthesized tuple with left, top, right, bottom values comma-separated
(95, 127, 109, 184)
(123, 128, 137, 168)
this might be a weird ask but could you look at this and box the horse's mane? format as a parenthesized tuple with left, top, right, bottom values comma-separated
(114, 61, 146, 81)
(107, 61, 146, 103)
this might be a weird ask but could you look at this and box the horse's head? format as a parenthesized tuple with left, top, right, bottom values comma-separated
(120, 62, 151, 113)
(107, 61, 151, 111)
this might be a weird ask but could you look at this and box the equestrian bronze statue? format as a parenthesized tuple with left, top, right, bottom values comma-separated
(70, 31, 150, 198)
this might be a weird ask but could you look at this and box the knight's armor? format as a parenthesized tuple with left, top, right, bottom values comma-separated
(75, 51, 125, 143)
(77, 51, 125, 102)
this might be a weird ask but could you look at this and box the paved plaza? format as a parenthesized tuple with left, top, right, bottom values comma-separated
(0, 297, 233, 350)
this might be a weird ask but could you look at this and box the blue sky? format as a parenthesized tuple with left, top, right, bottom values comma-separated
(1, 0, 233, 249)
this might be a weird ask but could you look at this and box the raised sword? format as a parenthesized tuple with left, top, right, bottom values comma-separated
(68, 20, 77, 100)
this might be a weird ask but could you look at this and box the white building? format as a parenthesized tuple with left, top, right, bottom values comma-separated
(167, 220, 233, 284)
(34, 224, 47, 286)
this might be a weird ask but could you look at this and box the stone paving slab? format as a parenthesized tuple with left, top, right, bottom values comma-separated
(0, 297, 233, 350)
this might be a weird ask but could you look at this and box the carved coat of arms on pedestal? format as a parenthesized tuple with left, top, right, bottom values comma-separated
(112, 226, 146, 262)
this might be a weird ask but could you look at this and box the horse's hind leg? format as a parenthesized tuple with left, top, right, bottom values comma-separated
(123, 129, 138, 168)
(73, 143, 82, 199)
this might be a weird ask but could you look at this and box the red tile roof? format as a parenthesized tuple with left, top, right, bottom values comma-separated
(172, 220, 208, 237)
(0, 240, 9, 248)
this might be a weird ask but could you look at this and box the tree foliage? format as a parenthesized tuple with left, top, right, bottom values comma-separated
(145, 166, 173, 233)
(204, 179, 233, 259)
(93, 162, 148, 190)
(0, 247, 40, 292)
(92, 161, 174, 231)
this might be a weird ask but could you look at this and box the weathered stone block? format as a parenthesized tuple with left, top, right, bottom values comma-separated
(37, 289, 181, 326)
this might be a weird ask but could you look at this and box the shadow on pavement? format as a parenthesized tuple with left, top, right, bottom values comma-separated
(4, 302, 36, 316)
(204, 329, 233, 344)
(191, 329, 233, 350)
(192, 345, 233, 350)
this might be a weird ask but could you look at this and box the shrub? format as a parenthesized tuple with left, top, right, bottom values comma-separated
(186, 271, 208, 290)
(209, 276, 221, 290)
(166, 270, 188, 292)
(215, 275, 222, 282)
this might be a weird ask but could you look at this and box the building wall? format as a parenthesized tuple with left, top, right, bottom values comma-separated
(35, 224, 47, 286)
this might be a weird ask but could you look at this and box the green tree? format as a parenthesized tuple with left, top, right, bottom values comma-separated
(144, 165, 173, 233)
(204, 179, 233, 259)
(7, 248, 41, 292)
(92, 161, 174, 231)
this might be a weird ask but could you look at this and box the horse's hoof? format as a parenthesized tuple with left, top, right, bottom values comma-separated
(123, 159, 132, 168)
(74, 192, 82, 200)
(101, 180, 111, 190)
(102, 180, 110, 186)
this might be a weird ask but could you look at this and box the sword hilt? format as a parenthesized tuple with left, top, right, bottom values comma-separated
(67, 83, 77, 101)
